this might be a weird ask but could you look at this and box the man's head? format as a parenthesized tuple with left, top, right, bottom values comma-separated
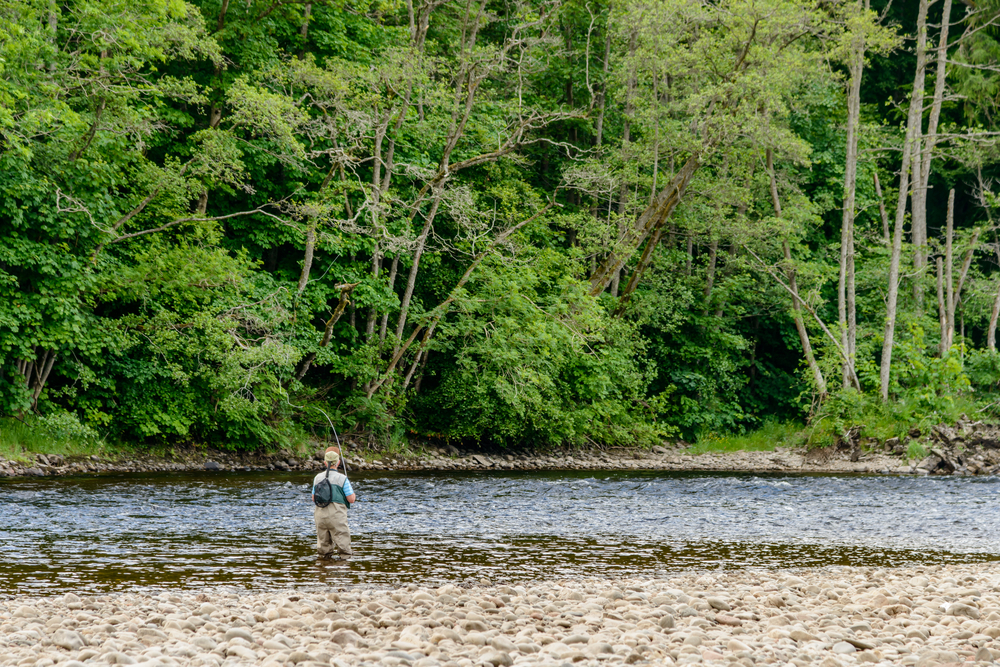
(324, 446, 341, 468)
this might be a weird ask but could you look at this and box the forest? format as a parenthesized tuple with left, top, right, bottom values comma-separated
(2, 0, 1000, 452)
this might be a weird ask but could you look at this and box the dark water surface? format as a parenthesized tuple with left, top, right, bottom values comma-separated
(2, 470, 999, 594)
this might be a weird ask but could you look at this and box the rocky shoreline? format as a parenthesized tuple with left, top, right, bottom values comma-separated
(0, 445, 911, 479)
(5, 417, 1000, 479)
(4, 564, 1000, 667)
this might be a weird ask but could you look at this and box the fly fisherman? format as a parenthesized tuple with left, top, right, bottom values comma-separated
(311, 446, 356, 561)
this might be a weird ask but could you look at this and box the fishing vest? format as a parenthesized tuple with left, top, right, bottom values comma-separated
(313, 469, 351, 508)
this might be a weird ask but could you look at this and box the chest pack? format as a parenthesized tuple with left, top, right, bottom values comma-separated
(314, 469, 334, 508)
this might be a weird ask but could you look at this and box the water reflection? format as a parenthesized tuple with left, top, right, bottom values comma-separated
(1, 470, 997, 594)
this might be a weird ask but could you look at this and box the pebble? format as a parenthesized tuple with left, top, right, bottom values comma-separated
(3, 564, 1000, 667)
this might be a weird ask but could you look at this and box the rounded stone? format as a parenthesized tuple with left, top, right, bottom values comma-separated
(832, 641, 857, 654)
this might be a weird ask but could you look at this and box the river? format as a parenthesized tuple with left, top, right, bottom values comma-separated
(2, 470, 998, 595)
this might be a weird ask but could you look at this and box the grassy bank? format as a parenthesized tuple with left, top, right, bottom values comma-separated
(0, 416, 107, 462)
(4, 388, 994, 466)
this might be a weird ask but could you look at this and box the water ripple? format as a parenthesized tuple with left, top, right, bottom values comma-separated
(0, 469, 997, 594)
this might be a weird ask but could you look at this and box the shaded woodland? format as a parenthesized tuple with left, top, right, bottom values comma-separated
(3, 0, 1000, 449)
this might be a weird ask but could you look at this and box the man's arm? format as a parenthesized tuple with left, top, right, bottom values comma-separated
(346, 493, 356, 503)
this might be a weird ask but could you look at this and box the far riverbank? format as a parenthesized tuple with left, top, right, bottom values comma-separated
(4, 416, 997, 480)
(0, 442, 940, 479)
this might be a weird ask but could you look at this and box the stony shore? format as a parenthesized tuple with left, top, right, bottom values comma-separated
(7, 417, 1000, 479)
(0, 445, 921, 479)
(5, 564, 1000, 667)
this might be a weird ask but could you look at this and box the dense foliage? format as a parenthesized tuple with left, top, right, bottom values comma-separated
(2, 0, 1000, 450)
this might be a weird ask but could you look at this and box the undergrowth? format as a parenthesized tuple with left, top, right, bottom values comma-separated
(686, 420, 804, 454)
(0, 414, 106, 462)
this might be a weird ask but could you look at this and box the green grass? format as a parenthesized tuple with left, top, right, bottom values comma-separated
(686, 420, 804, 455)
(0, 416, 106, 462)
(905, 440, 928, 461)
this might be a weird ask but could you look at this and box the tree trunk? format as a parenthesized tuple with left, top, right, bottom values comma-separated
(610, 30, 638, 297)
(297, 221, 316, 296)
(768, 149, 827, 398)
(703, 238, 718, 315)
(880, 0, 929, 402)
(937, 255, 947, 356)
(913, 0, 953, 303)
(293, 284, 357, 383)
(594, 30, 611, 148)
(365, 250, 381, 341)
(301, 2, 311, 41)
(873, 171, 890, 243)
(367, 200, 555, 398)
(840, 4, 865, 387)
(394, 193, 442, 350)
(944, 188, 955, 352)
(590, 154, 700, 297)
(990, 287, 1000, 352)
(216, 0, 230, 32)
(379, 255, 399, 343)
(990, 241, 1000, 351)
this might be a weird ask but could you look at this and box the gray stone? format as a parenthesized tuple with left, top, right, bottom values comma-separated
(916, 454, 943, 471)
(226, 645, 258, 660)
(949, 602, 980, 619)
(659, 614, 675, 629)
(52, 628, 85, 650)
(331, 629, 363, 646)
(728, 639, 750, 652)
(588, 643, 614, 655)
(915, 651, 961, 667)
(138, 627, 168, 640)
(843, 637, 874, 650)
(481, 650, 513, 666)
(12, 605, 38, 618)
(490, 635, 517, 651)
(563, 635, 589, 645)
(225, 627, 255, 642)
(385, 650, 416, 661)
(707, 597, 731, 611)
(204, 461, 221, 470)
(976, 647, 993, 663)
(831, 641, 856, 654)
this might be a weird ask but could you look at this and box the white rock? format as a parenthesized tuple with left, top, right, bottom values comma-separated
(832, 641, 857, 654)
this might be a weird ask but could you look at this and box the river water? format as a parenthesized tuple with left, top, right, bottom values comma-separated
(2, 470, 998, 595)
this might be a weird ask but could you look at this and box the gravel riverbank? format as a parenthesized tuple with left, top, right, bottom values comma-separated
(0, 446, 916, 479)
(5, 564, 1000, 667)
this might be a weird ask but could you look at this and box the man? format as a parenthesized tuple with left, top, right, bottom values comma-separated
(311, 446, 356, 561)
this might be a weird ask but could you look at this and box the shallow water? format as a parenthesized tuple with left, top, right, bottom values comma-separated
(2, 470, 998, 594)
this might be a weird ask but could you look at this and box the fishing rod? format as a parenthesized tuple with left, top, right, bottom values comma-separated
(281, 392, 349, 474)
(312, 406, 347, 474)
